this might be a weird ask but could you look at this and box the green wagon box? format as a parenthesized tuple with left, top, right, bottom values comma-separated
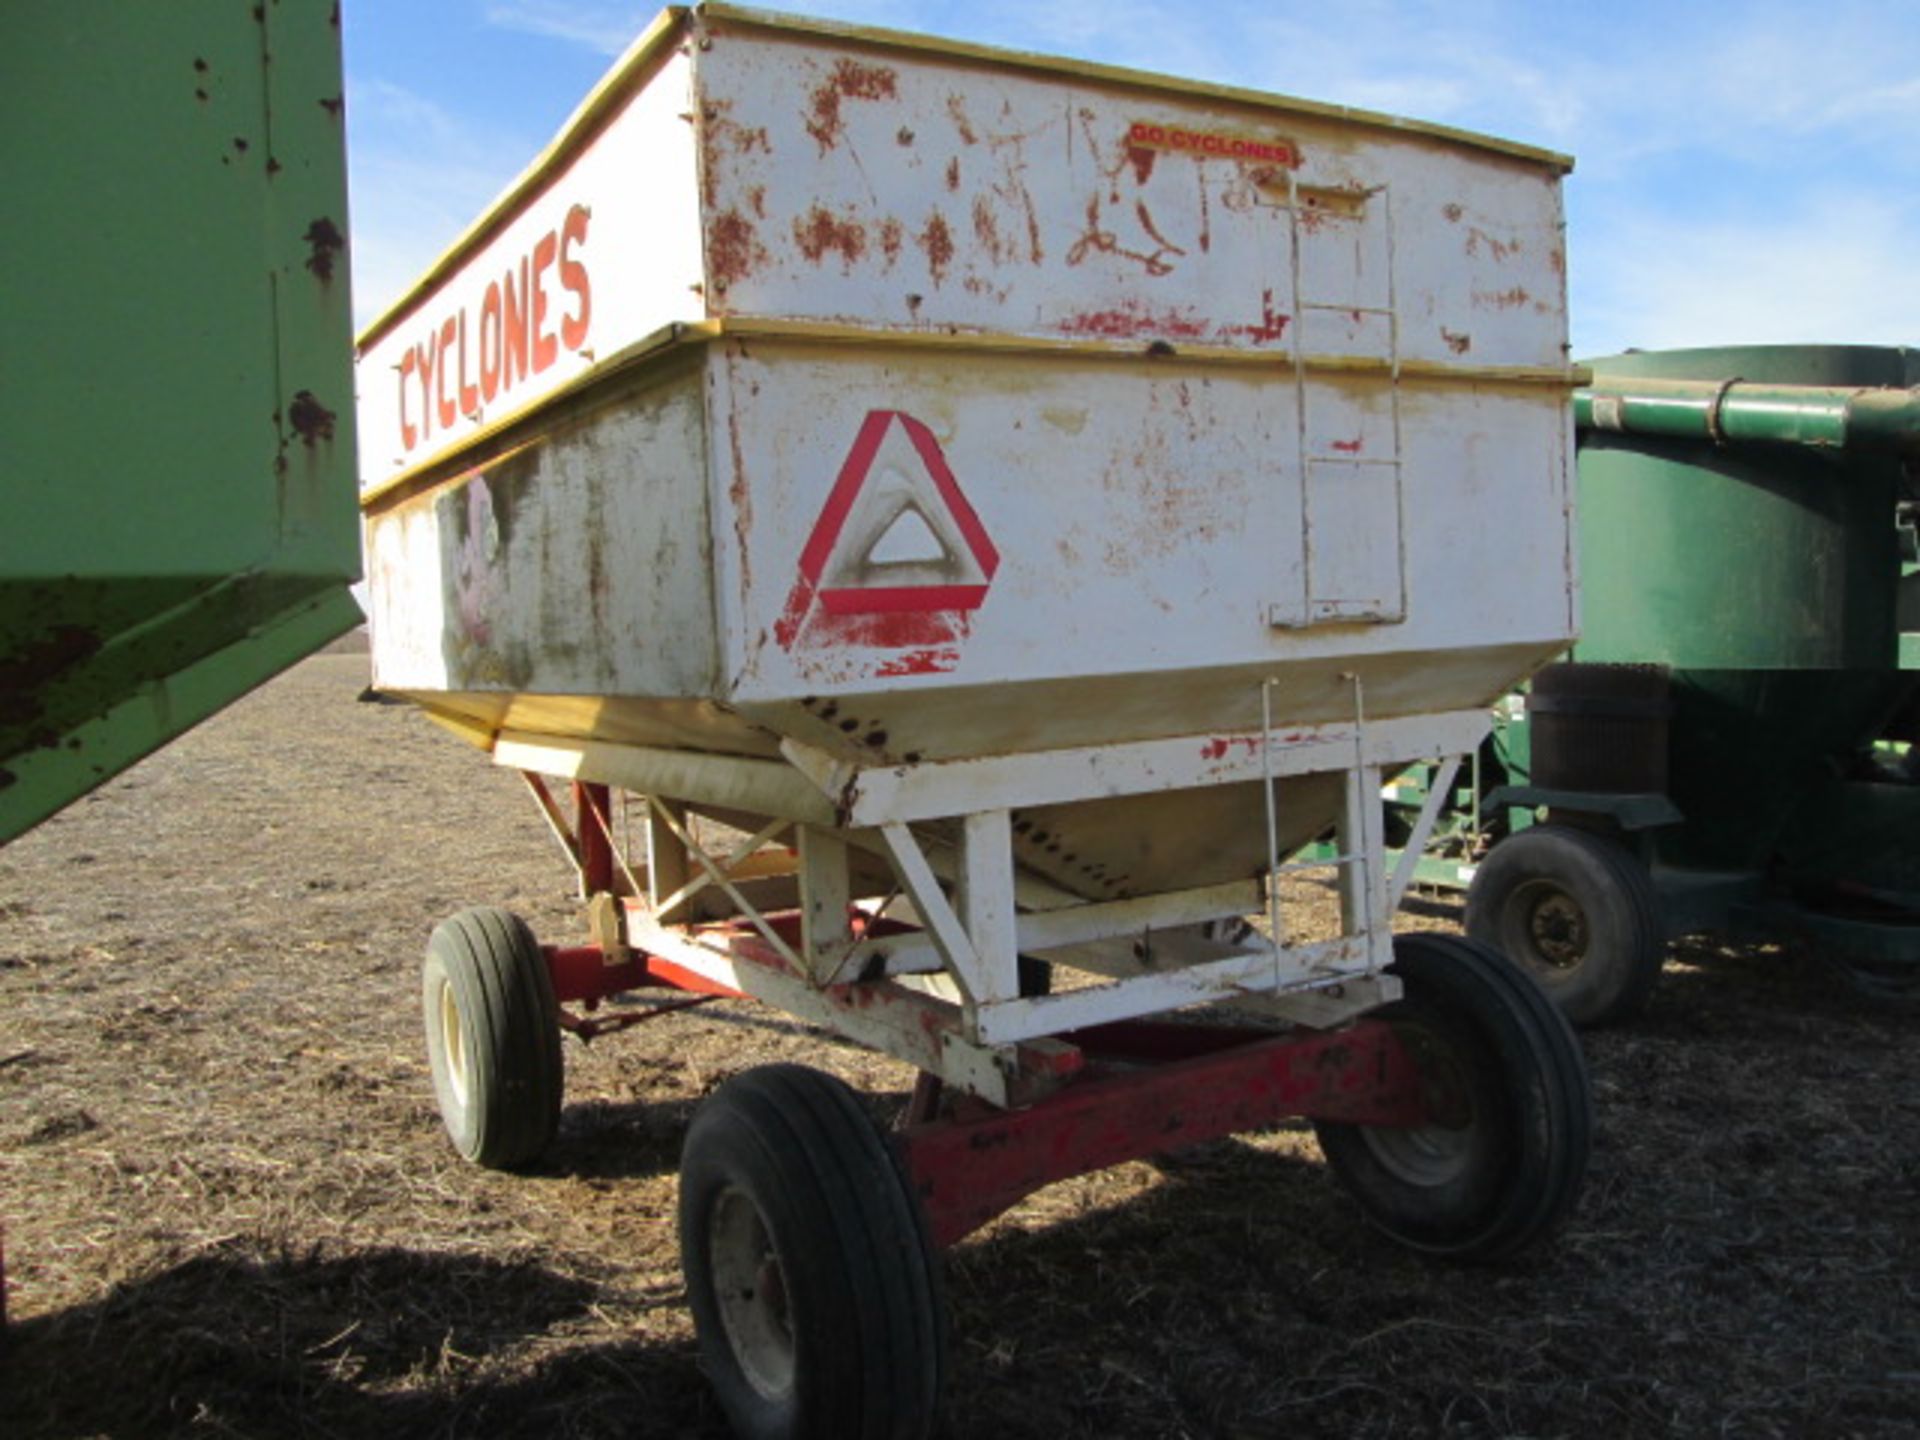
(0, 3, 362, 846)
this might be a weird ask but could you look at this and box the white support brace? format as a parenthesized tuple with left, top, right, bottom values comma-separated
(784, 708, 1492, 827)
(627, 910, 1021, 1107)
(653, 816, 792, 918)
(1337, 760, 1393, 973)
(798, 825, 854, 984)
(1257, 975, 1403, 1029)
(878, 822, 986, 1007)
(646, 797, 806, 975)
(1389, 753, 1464, 911)
(833, 877, 1266, 983)
(1015, 878, 1262, 953)
(970, 934, 1372, 1045)
(518, 772, 587, 890)
(646, 798, 691, 921)
(1017, 917, 1405, 1031)
(956, 810, 1020, 1005)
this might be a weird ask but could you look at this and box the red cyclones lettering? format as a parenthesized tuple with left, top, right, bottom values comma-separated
(530, 231, 559, 373)
(559, 207, 592, 350)
(395, 203, 593, 453)
(436, 315, 457, 432)
(1127, 120, 1301, 168)
(503, 258, 531, 392)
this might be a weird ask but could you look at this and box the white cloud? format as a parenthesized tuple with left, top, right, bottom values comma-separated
(481, 1, 649, 55)
(345, 79, 543, 329)
(1572, 188, 1920, 357)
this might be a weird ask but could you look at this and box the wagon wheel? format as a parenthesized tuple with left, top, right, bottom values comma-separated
(1315, 933, 1590, 1262)
(679, 1064, 946, 1440)
(1464, 823, 1666, 1026)
(421, 907, 563, 1169)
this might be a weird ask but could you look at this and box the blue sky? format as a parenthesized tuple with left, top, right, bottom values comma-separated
(341, 1, 1920, 359)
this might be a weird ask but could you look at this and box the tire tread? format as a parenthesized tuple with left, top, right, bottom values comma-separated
(680, 1063, 944, 1440)
(1466, 823, 1665, 1026)
(1316, 933, 1590, 1261)
(423, 907, 562, 1169)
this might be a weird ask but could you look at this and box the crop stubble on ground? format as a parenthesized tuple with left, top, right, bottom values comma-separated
(1, 653, 1916, 1438)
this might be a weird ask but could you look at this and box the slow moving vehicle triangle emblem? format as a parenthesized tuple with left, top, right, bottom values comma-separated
(775, 410, 999, 666)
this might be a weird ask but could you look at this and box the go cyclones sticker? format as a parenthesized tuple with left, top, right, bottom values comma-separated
(1127, 120, 1302, 168)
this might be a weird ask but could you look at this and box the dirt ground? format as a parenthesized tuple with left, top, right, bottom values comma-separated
(1, 651, 1916, 1439)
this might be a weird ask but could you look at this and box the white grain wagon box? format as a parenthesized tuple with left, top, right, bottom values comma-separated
(358, 9, 1588, 1436)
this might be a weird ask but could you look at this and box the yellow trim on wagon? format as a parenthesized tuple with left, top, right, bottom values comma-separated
(359, 315, 1586, 516)
(700, 4, 1572, 172)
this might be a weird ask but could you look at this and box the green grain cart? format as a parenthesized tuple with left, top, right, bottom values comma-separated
(0, 4, 362, 848)
(1461, 344, 1920, 1023)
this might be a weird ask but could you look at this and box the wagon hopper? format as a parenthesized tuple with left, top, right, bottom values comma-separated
(358, 7, 1590, 1434)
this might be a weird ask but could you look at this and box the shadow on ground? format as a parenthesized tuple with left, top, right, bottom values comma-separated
(0, 1245, 725, 1439)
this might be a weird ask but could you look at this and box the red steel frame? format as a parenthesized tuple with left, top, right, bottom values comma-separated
(539, 916, 1433, 1248)
(546, 942, 734, 1040)
(572, 781, 615, 897)
(898, 1019, 1426, 1246)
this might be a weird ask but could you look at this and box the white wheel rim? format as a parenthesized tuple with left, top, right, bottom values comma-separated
(709, 1186, 795, 1401)
(1362, 1023, 1476, 1187)
(1362, 1114, 1474, 1186)
(439, 981, 470, 1110)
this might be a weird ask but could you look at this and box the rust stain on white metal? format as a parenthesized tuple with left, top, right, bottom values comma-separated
(803, 56, 900, 153)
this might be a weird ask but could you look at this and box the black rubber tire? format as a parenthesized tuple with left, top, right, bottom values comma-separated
(1464, 823, 1666, 1026)
(421, 907, 563, 1169)
(1314, 933, 1591, 1262)
(679, 1064, 946, 1440)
